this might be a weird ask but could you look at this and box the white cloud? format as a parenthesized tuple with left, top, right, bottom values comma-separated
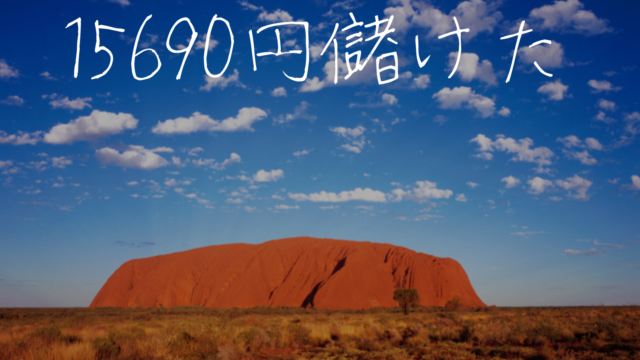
(448, 52, 496, 85)
(299, 55, 377, 93)
(274, 204, 300, 210)
(585, 138, 603, 150)
(471, 134, 554, 170)
(349, 93, 399, 108)
(194, 34, 218, 51)
(557, 135, 602, 163)
(518, 42, 565, 69)
(0, 59, 19, 78)
(595, 111, 615, 124)
(622, 175, 640, 191)
(528, 177, 554, 194)
(501, 176, 521, 189)
(498, 107, 511, 117)
(40, 71, 57, 81)
(0, 95, 24, 106)
(624, 112, 640, 136)
(563, 248, 602, 256)
(44, 110, 138, 144)
(270, 87, 287, 97)
(188, 147, 204, 156)
(45, 94, 92, 110)
(456, 194, 467, 202)
(258, 9, 293, 22)
(390, 180, 453, 203)
(384, 0, 502, 39)
(467, 181, 478, 188)
(107, 0, 130, 6)
(382, 93, 398, 106)
(289, 188, 387, 203)
(598, 99, 616, 111)
(199, 69, 244, 91)
(51, 156, 72, 169)
(95, 145, 170, 170)
(330, 125, 367, 153)
(0, 131, 41, 145)
(127, 181, 139, 186)
(588, 80, 621, 93)
(413, 74, 430, 89)
(529, 0, 611, 36)
(214, 153, 241, 170)
(564, 149, 596, 165)
(293, 149, 310, 158)
(556, 175, 592, 200)
(537, 80, 568, 100)
(273, 101, 316, 124)
(253, 169, 284, 182)
(152, 107, 267, 134)
(433, 86, 495, 118)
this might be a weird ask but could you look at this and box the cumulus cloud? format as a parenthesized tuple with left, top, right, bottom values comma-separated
(330, 125, 367, 153)
(557, 135, 602, 164)
(598, 99, 616, 111)
(253, 169, 284, 182)
(199, 69, 244, 91)
(390, 180, 453, 203)
(624, 112, 640, 136)
(258, 9, 293, 22)
(44, 110, 138, 144)
(528, 177, 554, 194)
(44, 94, 92, 110)
(588, 79, 621, 93)
(0, 95, 24, 106)
(518, 41, 565, 69)
(273, 101, 316, 124)
(289, 188, 387, 203)
(557, 135, 603, 150)
(0, 131, 42, 145)
(447, 52, 496, 85)
(471, 134, 554, 171)
(270, 87, 287, 97)
(529, 0, 612, 36)
(214, 153, 241, 170)
(555, 175, 592, 200)
(293, 149, 310, 158)
(433, 86, 495, 117)
(413, 74, 431, 89)
(152, 107, 267, 134)
(384, 0, 502, 39)
(537, 80, 568, 100)
(51, 156, 72, 169)
(95, 145, 170, 170)
(0, 59, 19, 78)
(501, 176, 521, 189)
(621, 175, 640, 191)
(455, 194, 467, 202)
(498, 107, 511, 117)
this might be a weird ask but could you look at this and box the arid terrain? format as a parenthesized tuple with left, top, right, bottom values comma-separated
(0, 306, 638, 360)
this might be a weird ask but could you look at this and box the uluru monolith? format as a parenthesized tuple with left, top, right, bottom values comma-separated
(90, 237, 485, 309)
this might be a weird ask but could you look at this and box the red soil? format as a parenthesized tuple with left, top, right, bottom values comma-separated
(90, 237, 485, 309)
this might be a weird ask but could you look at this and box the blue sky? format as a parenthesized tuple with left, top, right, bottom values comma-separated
(1, 0, 639, 307)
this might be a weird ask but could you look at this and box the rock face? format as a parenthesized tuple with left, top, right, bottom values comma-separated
(90, 237, 485, 309)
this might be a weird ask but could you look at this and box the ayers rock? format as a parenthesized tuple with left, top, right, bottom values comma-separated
(91, 237, 485, 309)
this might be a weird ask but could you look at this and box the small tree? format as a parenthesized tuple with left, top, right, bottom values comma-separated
(444, 295, 463, 311)
(393, 288, 420, 315)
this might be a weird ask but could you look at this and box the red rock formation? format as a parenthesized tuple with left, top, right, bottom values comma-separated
(90, 237, 485, 309)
